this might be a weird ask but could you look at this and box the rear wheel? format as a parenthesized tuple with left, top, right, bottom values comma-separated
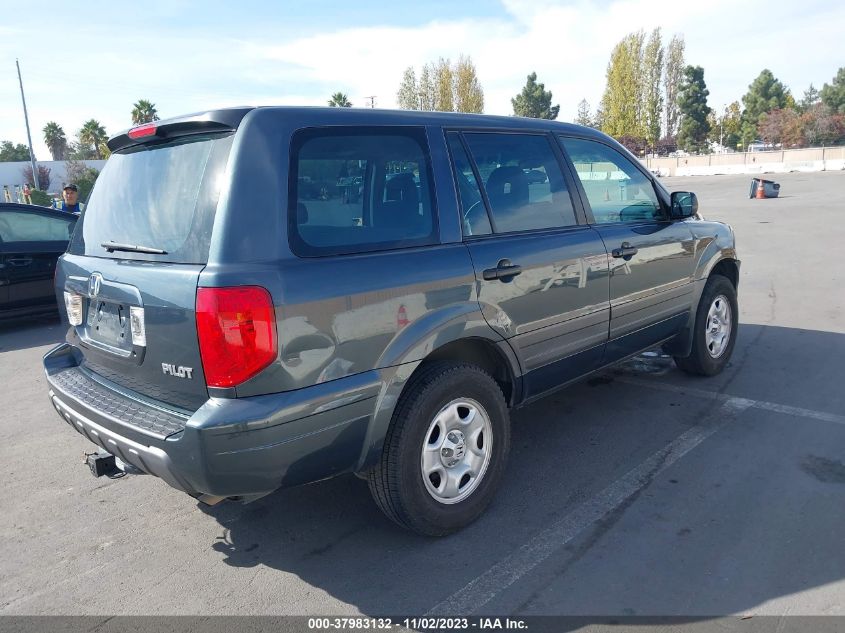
(674, 274, 738, 376)
(368, 361, 510, 536)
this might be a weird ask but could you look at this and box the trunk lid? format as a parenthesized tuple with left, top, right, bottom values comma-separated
(59, 126, 238, 412)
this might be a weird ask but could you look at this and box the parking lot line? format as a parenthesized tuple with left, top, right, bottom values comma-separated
(613, 376, 845, 426)
(426, 396, 753, 616)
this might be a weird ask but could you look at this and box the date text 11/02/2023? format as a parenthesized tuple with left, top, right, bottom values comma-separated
(306, 617, 528, 630)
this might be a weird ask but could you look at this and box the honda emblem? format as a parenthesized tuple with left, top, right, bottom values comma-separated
(88, 273, 102, 297)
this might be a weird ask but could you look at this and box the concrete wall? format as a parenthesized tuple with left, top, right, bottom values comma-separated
(642, 147, 845, 177)
(0, 160, 107, 196)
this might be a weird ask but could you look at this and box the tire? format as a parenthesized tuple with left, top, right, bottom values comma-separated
(368, 361, 510, 536)
(674, 274, 738, 376)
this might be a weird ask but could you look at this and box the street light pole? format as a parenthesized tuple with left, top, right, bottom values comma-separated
(719, 103, 726, 153)
(16, 58, 39, 191)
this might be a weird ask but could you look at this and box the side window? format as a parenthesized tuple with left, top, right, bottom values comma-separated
(290, 129, 436, 256)
(463, 133, 577, 233)
(0, 211, 75, 242)
(559, 137, 662, 223)
(446, 132, 491, 237)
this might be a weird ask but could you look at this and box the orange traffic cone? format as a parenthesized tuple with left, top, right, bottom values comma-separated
(755, 179, 766, 199)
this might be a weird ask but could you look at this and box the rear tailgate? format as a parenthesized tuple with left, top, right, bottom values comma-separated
(58, 124, 237, 412)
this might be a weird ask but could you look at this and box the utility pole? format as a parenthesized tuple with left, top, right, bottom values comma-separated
(16, 59, 39, 190)
(365, 96, 376, 109)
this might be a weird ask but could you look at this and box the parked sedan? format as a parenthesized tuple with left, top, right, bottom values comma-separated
(0, 203, 77, 320)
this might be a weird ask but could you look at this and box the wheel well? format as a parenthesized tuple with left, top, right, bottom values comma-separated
(710, 258, 739, 289)
(420, 338, 516, 406)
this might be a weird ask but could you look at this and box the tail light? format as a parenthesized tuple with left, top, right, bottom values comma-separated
(63, 292, 83, 326)
(196, 286, 277, 388)
(128, 123, 157, 139)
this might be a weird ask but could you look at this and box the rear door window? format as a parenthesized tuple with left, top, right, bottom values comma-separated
(290, 128, 436, 256)
(68, 133, 233, 263)
(461, 133, 577, 234)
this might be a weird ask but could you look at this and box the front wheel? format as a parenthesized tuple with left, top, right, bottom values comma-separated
(368, 362, 510, 536)
(674, 274, 738, 376)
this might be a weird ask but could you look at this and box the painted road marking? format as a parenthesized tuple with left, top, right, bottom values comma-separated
(613, 376, 845, 426)
(427, 396, 753, 615)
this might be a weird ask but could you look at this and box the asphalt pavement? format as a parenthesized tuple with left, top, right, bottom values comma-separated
(0, 171, 843, 619)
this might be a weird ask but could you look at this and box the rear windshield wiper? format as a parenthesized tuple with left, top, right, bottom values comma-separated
(101, 241, 168, 255)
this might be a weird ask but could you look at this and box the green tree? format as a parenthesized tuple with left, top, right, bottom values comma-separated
(600, 31, 645, 137)
(78, 120, 108, 160)
(820, 67, 845, 114)
(798, 84, 820, 113)
(131, 99, 159, 125)
(29, 189, 52, 206)
(740, 69, 790, 147)
(574, 99, 594, 127)
(396, 67, 420, 110)
(453, 55, 484, 113)
(66, 159, 100, 200)
(677, 65, 712, 152)
(642, 28, 664, 145)
(663, 34, 685, 137)
(0, 141, 30, 162)
(512, 72, 559, 119)
(42, 122, 67, 160)
(397, 57, 484, 113)
(720, 101, 743, 150)
(418, 64, 436, 110)
(327, 92, 352, 107)
(434, 58, 454, 112)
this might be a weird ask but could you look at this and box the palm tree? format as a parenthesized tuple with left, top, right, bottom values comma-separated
(328, 92, 352, 107)
(78, 120, 108, 159)
(43, 121, 67, 160)
(131, 99, 160, 125)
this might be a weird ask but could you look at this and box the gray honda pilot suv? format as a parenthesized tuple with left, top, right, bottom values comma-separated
(44, 107, 739, 536)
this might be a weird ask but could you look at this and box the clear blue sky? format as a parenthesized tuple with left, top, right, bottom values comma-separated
(1, 0, 842, 158)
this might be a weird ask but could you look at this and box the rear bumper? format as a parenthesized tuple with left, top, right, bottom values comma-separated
(44, 343, 383, 499)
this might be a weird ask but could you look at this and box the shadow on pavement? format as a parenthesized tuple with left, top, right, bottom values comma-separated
(197, 324, 845, 617)
(0, 314, 65, 353)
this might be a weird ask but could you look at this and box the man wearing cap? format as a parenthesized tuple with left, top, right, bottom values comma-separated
(53, 184, 84, 214)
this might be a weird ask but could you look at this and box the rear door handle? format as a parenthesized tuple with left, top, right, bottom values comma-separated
(611, 243, 638, 258)
(482, 259, 523, 281)
(6, 257, 33, 266)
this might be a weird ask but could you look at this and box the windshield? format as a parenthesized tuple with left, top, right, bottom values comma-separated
(69, 133, 233, 263)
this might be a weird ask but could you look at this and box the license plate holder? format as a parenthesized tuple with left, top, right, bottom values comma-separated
(88, 300, 129, 347)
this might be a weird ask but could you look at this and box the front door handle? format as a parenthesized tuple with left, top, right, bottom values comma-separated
(611, 243, 638, 259)
(6, 257, 33, 266)
(482, 259, 523, 281)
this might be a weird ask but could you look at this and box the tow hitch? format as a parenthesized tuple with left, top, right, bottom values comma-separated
(84, 451, 143, 478)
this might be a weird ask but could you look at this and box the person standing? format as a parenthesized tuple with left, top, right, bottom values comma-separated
(53, 183, 84, 214)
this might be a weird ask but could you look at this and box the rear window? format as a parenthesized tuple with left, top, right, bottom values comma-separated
(68, 133, 233, 263)
(289, 127, 437, 256)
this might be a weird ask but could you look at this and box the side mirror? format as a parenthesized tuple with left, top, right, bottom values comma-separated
(671, 191, 698, 218)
